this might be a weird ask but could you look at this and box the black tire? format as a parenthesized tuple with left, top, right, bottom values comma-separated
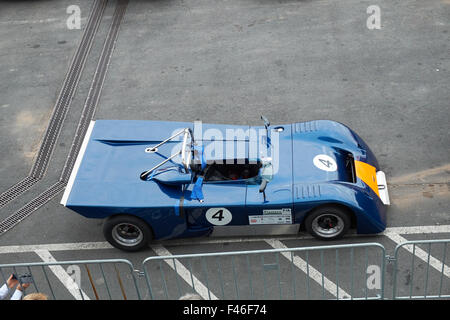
(305, 206, 351, 241)
(103, 215, 153, 252)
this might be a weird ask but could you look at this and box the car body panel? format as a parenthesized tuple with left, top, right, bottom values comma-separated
(354, 160, 380, 197)
(246, 124, 293, 220)
(61, 119, 388, 240)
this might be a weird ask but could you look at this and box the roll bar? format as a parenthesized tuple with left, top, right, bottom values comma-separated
(140, 128, 193, 180)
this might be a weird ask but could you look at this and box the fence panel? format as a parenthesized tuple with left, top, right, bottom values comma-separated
(3, 239, 449, 300)
(142, 243, 386, 300)
(0, 259, 140, 300)
(392, 239, 450, 299)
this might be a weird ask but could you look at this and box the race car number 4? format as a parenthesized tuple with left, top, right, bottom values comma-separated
(206, 207, 232, 225)
(313, 154, 337, 172)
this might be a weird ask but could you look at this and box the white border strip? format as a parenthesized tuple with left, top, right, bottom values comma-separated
(60, 121, 96, 206)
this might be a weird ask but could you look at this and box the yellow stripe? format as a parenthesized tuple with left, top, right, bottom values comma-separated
(354, 160, 380, 197)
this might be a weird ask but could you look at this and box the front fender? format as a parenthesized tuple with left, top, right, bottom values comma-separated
(294, 182, 387, 234)
(293, 120, 379, 169)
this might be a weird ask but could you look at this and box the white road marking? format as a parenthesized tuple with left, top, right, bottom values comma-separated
(382, 225, 450, 235)
(0, 241, 113, 254)
(0, 226, 447, 301)
(384, 233, 450, 279)
(150, 244, 219, 300)
(159, 234, 312, 246)
(0, 18, 62, 25)
(265, 239, 351, 299)
(34, 250, 91, 300)
(0, 225, 449, 254)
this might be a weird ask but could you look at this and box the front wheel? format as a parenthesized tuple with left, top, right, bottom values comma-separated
(305, 206, 351, 241)
(103, 215, 153, 251)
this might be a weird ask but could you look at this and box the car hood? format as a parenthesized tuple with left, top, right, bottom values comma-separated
(292, 137, 354, 184)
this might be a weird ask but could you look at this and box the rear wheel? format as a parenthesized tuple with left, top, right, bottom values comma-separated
(103, 215, 152, 251)
(305, 206, 351, 241)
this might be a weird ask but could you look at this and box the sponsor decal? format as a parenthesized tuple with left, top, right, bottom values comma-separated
(249, 208, 292, 225)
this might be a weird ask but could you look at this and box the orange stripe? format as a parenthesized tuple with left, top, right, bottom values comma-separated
(354, 160, 380, 197)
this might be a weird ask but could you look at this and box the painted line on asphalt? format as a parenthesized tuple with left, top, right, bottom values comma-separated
(384, 233, 450, 279)
(34, 249, 91, 300)
(0, 226, 446, 301)
(0, 225, 449, 254)
(150, 244, 219, 300)
(0, 241, 113, 254)
(382, 225, 450, 235)
(265, 239, 351, 299)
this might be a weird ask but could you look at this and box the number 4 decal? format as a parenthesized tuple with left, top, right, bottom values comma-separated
(206, 208, 232, 225)
(313, 154, 338, 172)
(319, 158, 333, 168)
(211, 209, 224, 221)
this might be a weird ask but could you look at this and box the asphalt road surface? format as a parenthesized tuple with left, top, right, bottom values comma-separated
(0, 0, 448, 300)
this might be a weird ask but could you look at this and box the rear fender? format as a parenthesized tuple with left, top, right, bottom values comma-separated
(68, 205, 192, 240)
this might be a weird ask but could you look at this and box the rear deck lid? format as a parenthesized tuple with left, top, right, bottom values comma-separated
(61, 120, 193, 207)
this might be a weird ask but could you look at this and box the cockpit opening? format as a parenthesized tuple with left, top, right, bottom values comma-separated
(201, 160, 262, 182)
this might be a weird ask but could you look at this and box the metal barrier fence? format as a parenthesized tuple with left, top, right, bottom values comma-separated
(1, 240, 449, 300)
(0, 259, 141, 300)
(142, 243, 387, 300)
(392, 239, 450, 299)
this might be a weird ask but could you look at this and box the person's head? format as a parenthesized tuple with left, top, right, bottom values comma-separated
(179, 293, 203, 300)
(241, 168, 250, 179)
(23, 293, 48, 300)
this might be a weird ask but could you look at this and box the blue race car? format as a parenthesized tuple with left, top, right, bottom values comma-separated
(61, 117, 390, 251)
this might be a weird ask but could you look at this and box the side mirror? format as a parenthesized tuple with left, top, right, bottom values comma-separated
(261, 115, 270, 129)
(259, 179, 268, 193)
(259, 179, 268, 202)
(261, 115, 270, 146)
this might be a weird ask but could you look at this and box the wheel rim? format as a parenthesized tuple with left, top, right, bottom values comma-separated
(311, 213, 345, 238)
(112, 223, 143, 247)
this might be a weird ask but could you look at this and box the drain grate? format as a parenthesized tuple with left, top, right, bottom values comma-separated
(61, 0, 129, 183)
(0, 0, 107, 209)
(0, 0, 129, 235)
(31, 0, 108, 180)
(0, 182, 65, 235)
(0, 177, 40, 208)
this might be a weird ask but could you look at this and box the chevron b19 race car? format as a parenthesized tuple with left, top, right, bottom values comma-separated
(60, 117, 390, 251)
